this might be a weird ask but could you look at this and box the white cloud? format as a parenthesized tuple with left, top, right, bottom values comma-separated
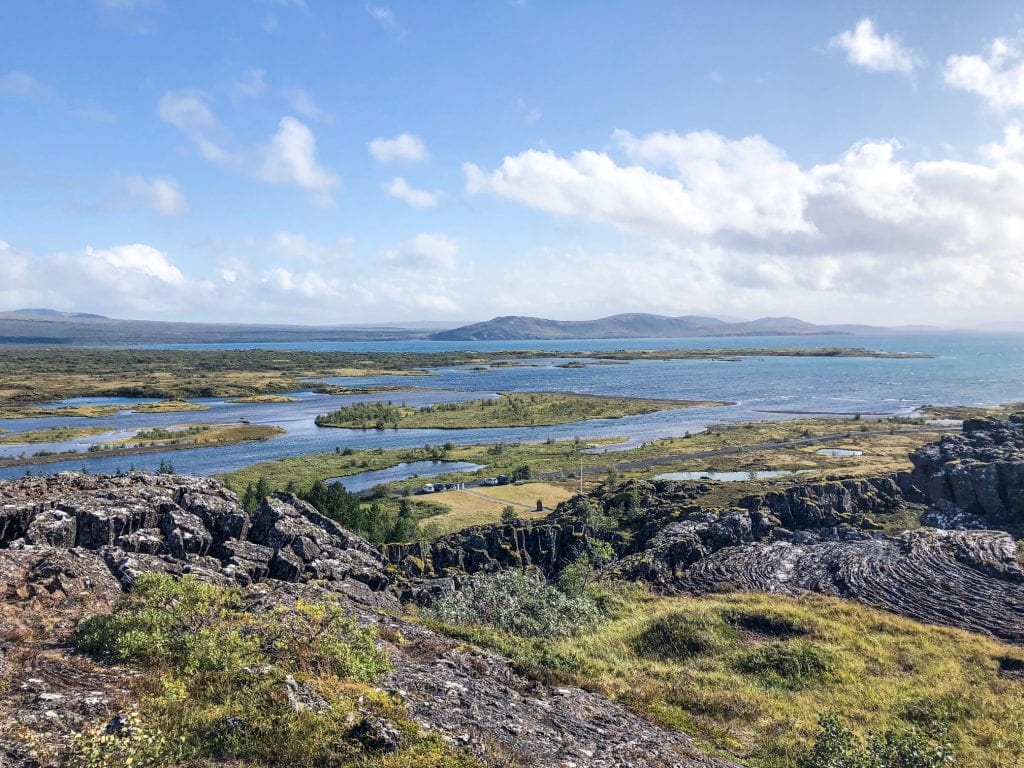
(946, 37, 1024, 109)
(462, 124, 1024, 321)
(124, 176, 189, 216)
(369, 133, 427, 163)
(258, 116, 340, 206)
(80, 244, 184, 286)
(378, 233, 458, 271)
(157, 90, 235, 163)
(517, 96, 541, 123)
(261, 267, 340, 299)
(0, 71, 48, 99)
(271, 231, 353, 262)
(829, 18, 921, 75)
(384, 177, 438, 208)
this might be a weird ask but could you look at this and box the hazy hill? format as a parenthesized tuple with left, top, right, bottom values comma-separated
(430, 313, 885, 340)
(0, 310, 453, 345)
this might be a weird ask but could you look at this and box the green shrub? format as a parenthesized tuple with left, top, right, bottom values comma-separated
(631, 610, 740, 660)
(733, 640, 838, 689)
(428, 569, 600, 638)
(798, 714, 956, 768)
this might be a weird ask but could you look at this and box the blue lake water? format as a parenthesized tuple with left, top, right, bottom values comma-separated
(2, 333, 1023, 480)
(326, 461, 486, 494)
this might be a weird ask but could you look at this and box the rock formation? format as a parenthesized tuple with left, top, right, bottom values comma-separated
(0, 471, 734, 768)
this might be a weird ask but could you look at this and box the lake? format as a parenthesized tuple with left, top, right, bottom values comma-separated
(1, 332, 1022, 480)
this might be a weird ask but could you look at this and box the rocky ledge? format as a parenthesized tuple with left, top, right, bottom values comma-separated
(0, 471, 734, 768)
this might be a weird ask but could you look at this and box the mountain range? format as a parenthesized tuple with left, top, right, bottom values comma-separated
(0, 309, 934, 345)
(429, 313, 891, 340)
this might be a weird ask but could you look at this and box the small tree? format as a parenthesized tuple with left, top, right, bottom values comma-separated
(501, 505, 517, 524)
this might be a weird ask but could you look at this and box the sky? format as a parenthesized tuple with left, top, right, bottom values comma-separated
(3, 1, 1024, 326)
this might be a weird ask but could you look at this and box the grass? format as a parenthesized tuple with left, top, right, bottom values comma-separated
(0, 399, 211, 419)
(430, 590, 1024, 768)
(221, 419, 952, 511)
(58, 573, 481, 768)
(0, 425, 109, 444)
(315, 392, 725, 430)
(0, 347, 930, 408)
(227, 394, 299, 403)
(103, 423, 285, 448)
(418, 482, 573, 536)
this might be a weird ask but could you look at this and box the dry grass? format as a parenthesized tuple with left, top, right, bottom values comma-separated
(423, 482, 574, 535)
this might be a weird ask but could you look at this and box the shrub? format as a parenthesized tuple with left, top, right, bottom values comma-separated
(428, 569, 600, 638)
(798, 714, 956, 768)
(631, 610, 740, 660)
(733, 640, 838, 689)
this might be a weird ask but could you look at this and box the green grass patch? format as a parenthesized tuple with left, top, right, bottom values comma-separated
(315, 392, 723, 430)
(70, 574, 479, 768)
(426, 589, 1024, 767)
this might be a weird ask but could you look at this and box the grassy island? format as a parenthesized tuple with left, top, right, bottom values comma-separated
(314, 392, 725, 430)
(0, 346, 930, 412)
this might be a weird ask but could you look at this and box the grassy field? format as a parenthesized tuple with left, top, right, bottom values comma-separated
(0, 424, 285, 469)
(315, 392, 725, 430)
(431, 590, 1024, 768)
(103, 423, 285, 448)
(228, 394, 299, 403)
(0, 399, 211, 419)
(422, 482, 575, 535)
(0, 347, 929, 408)
(0, 425, 110, 444)
(221, 418, 951, 509)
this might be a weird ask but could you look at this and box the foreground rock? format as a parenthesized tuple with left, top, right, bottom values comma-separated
(910, 415, 1024, 530)
(0, 472, 734, 768)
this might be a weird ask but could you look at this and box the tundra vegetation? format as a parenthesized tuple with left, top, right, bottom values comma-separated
(314, 392, 722, 430)
(0, 346, 927, 412)
(68, 573, 479, 767)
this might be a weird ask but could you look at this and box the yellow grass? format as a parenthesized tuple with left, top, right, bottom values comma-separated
(423, 482, 573, 535)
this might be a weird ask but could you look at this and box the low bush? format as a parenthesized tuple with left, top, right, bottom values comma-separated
(631, 610, 740, 660)
(733, 639, 838, 689)
(798, 714, 956, 768)
(70, 574, 476, 767)
(428, 569, 601, 638)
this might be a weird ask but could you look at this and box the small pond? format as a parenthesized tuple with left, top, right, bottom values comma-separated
(652, 469, 810, 482)
(327, 460, 486, 494)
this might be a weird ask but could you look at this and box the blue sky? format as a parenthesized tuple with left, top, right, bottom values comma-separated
(3, 1, 1024, 325)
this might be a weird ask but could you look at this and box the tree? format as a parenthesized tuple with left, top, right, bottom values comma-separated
(511, 464, 532, 482)
(501, 505, 517, 524)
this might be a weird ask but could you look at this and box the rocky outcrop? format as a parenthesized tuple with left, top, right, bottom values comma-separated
(383, 519, 624, 581)
(0, 472, 397, 609)
(0, 550, 739, 768)
(670, 527, 1024, 645)
(910, 416, 1024, 528)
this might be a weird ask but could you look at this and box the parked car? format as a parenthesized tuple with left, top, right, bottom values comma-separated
(496, 475, 510, 485)
(420, 483, 435, 494)
(483, 477, 498, 486)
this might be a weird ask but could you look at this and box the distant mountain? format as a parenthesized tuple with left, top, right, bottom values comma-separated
(0, 311, 460, 345)
(10, 308, 109, 320)
(430, 313, 892, 341)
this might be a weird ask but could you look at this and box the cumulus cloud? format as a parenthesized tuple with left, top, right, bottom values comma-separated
(80, 244, 185, 286)
(377, 233, 458, 271)
(946, 37, 1024, 109)
(384, 177, 438, 208)
(124, 176, 189, 216)
(463, 124, 1024, 320)
(258, 116, 340, 206)
(369, 133, 427, 163)
(829, 18, 921, 75)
